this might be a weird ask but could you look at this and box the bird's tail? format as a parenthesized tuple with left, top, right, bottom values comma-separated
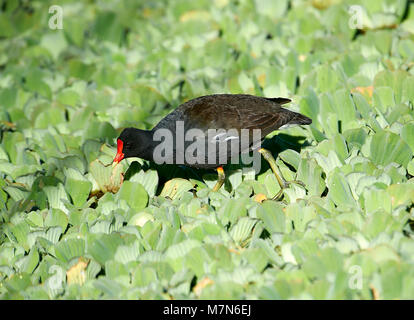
(285, 109, 312, 125)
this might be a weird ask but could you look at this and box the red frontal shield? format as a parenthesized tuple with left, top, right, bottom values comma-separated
(113, 139, 125, 164)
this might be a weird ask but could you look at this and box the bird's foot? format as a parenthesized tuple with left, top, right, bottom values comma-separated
(271, 179, 306, 201)
(282, 179, 305, 189)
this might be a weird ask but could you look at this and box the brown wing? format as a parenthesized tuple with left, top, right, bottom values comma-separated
(180, 94, 296, 138)
(150, 94, 307, 168)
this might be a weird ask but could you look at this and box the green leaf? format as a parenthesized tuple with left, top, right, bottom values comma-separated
(125, 161, 159, 197)
(116, 180, 148, 211)
(89, 159, 124, 194)
(363, 188, 392, 214)
(165, 239, 202, 272)
(19, 249, 39, 274)
(351, 93, 381, 132)
(297, 158, 326, 196)
(302, 248, 344, 279)
(160, 178, 193, 200)
(229, 217, 258, 245)
(86, 234, 123, 266)
(56, 89, 81, 107)
(5, 273, 32, 293)
(45, 209, 68, 232)
(9, 222, 30, 250)
(279, 149, 301, 171)
(44, 226, 62, 244)
(256, 201, 286, 233)
(26, 211, 44, 228)
(84, 122, 117, 141)
(370, 130, 413, 167)
(218, 198, 249, 225)
(41, 31, 67, 60)
(43, 183, 70, 214)
(401, 123, 414, 153)
(387, 184, 414, 208)
(64, 168, 92, 207)
(327, 169, 357, 208)
(54, 238, 85, 263)
(114, 242, 141, 264)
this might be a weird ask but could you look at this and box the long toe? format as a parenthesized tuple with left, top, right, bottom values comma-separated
(272, 179, 306, 201)
(271, 189, 284, 201)
(284, 179, 305, 188)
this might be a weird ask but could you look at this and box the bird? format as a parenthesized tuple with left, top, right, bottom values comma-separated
(113, 94, 312, 199)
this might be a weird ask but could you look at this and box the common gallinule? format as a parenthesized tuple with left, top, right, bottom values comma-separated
(113, 94, 311, 199)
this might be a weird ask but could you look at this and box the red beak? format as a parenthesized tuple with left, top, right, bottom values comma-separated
(113, 139, 124, 165)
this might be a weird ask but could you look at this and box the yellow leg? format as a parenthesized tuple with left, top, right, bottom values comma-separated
(258, 148, 304, 200)
(212, 166, 225, 192)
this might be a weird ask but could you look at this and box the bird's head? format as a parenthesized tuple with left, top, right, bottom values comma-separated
(112, 128, 142, 166)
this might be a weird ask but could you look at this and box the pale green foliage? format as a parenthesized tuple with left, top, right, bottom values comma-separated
(0, 0, 414, 300)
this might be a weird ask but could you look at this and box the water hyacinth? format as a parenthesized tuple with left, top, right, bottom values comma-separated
(0, 0, 413, 300)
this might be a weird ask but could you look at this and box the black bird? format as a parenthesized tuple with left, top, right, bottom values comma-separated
(113, 94, 311, 198)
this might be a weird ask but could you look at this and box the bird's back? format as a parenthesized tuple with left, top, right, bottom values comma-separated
(154, 94, 309, 131)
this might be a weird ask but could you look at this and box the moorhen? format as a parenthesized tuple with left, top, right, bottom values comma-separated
(113, 94, 311, 199)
